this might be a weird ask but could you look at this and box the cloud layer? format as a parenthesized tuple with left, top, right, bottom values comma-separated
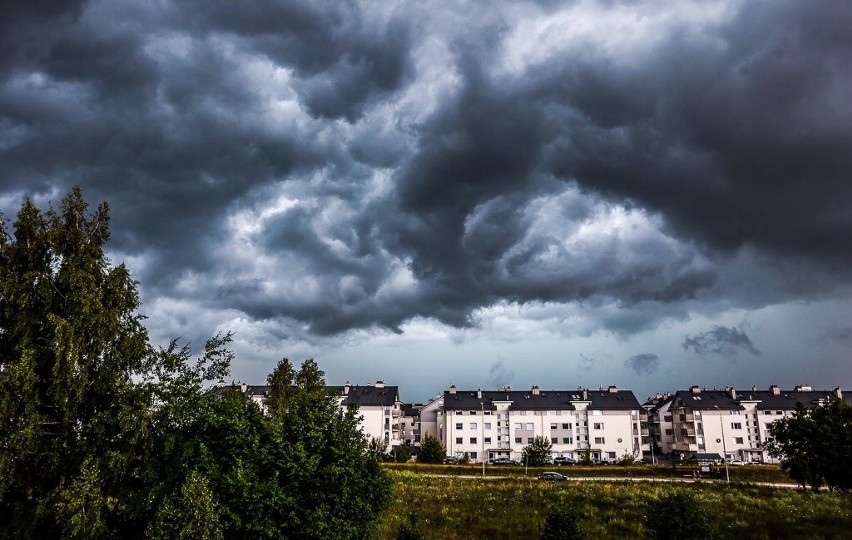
(2, 0, 852, 395)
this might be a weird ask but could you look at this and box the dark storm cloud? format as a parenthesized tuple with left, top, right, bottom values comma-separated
(625, 354, 660, 376)
(2, 0, 852, 341)
(682, 326, 761, 357)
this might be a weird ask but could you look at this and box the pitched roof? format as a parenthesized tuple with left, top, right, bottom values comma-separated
(327, 385, 399, 407)
(442, 388, 641, 411)
(672, 387, 850, 411)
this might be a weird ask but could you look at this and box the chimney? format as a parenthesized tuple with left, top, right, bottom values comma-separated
(729, 388, 737, 400)
(770, 384, 780, 395)
(752, 385, 757, 392)
(690, 385, 700, 394)
(216, 379, 225, 388)
(532, 385, 540, 396)
(449, 385, 457, 394)
(582, 388, 588, 401)
(608, 385, 618, 394)
(375, 380, 385, 389)
(834, 387, 843, 399)
(240, 382, 247, 393)
(344, 382, 350, 395)
(477, 389, 482, 399)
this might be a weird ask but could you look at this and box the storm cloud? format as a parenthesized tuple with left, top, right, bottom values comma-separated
(626, 354, 660, 377)
(683, 326, 761, 357)
(2, 0, 852, 396)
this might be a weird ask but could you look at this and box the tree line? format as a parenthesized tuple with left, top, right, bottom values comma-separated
(0, 188, 390, 539)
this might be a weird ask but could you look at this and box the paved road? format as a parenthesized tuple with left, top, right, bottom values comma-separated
(430, 474, 805, 489)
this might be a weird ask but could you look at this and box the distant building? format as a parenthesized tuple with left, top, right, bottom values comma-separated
(327, 381, 402, 448)
(438, 385, 647, 463)
(214, 380, 402, 448)
(668, 385, 848, 463)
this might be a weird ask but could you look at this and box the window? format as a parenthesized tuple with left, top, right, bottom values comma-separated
(527, 437, 534, 444)
(665, 429, 674, 435)
(455, 437, 463, 444)
(562, 437, 572, 444)
(470, 437, 477, 444)
(470, 452, 477, 459)
(484, 422, 492, 430)
(484, 437, 491, 444)
(455, 423, 462, 430)
(470, 423, 477, 430)
(514, 423, 522, 430)
(593, 422, 604, 430)
(515, 437, 522, 443)
(734, 437, 744, 444)
(731, 422, 742, 430)
(550, 423, 557, 430)
(765, 423, 773, 429)
(551, 438, 558, 444)
(526, 423, 534, 430)
(607, 452, 616, 459)
(594, 437, 605, 445)
(562, 423, 571, 430)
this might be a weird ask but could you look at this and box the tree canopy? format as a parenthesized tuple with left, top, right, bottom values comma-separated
(417, 435, 446, 464)
(523, 436, 553, 466)
(0, 188, 391, 538)
(768, 397, 852, 491)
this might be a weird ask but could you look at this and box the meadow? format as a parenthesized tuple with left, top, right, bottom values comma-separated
(378, 466, 852, 539)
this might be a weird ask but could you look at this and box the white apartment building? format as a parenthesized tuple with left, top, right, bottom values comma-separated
(668, 385, 848, 463)
(214, 380, 403, 448)
(440, 385, 647, 463)
(327, 381, 402, 448)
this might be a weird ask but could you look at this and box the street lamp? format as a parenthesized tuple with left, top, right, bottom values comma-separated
(714, 405, 731, 483)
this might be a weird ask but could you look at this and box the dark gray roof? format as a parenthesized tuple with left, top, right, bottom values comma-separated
(328, 385, 399, 407)
(672, 388, 850, 411)
(443, 388, 641, 411)
(211, 384, 268, 398)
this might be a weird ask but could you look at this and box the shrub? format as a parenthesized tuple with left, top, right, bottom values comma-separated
(644, 491, 715, 540)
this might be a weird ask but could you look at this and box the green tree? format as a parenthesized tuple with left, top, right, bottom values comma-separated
(644, 491, 715, 540)
(417, 435, 446, 464)
(396, 445, 412, 463)
(0, 187, 152, 538)
(147, 471, 223, 540)
(768, 397, 852, 491)
(523, 436, 553, 466)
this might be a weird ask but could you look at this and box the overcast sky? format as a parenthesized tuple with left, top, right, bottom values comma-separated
(3, 0, 852, 402)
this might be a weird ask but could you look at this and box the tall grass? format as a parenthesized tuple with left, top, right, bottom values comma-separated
(378, 471, 852, 539)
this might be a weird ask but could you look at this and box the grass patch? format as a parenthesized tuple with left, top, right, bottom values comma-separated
(378, 470, 852, 539)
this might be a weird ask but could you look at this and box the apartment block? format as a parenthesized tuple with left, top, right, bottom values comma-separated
(327, 381, 402, 447)
(438, 385, 647, 463)
(667, 385, 848, 463)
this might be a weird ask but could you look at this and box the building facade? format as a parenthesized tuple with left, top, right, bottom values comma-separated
(440, 385, 647, 463)
(668, 385, 847, 463)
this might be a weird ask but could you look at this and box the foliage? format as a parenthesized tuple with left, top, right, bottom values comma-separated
(146, 471, 223, 540)
(396, 445, 412, 463)
(522, 436, 553, 467)
(644, 490, 715, 540)
(417, 435, 446, 464)
(540, 505, 584, 540)
(0, 187, 152, 538)
(0, 189, 393, 539)
(768, 398, 852, 491)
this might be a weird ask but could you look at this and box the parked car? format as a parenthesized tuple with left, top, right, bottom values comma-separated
(553, 456, 577, 466)
(537, 471, 567, 481)
(443, 456, 458, 464)
(727, 459, 747, 466)
(490, 457, 519, 465)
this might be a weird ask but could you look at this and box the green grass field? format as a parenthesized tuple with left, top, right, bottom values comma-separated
(378, 466, 852, 539)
